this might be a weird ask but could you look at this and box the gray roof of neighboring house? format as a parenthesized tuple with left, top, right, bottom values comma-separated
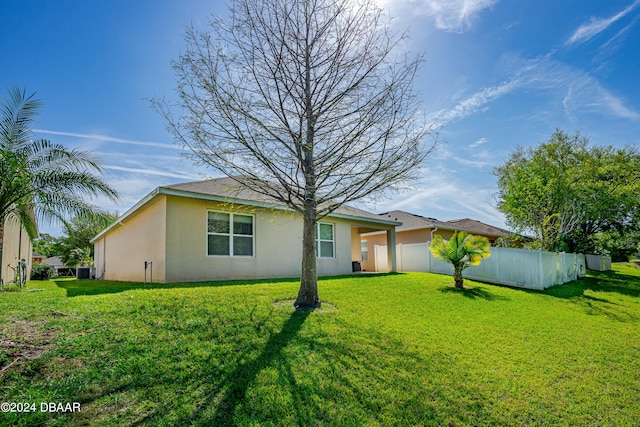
(379, 210, 512, 238)
(378, 210, 452, 231)
(92, 177, 400, 242)
(44, 256, 65, 267)
(446, 218, 512, 237)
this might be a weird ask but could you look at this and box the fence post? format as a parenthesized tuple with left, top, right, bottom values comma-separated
(538, 250, 544, 289)
(496, 247, 501, 284)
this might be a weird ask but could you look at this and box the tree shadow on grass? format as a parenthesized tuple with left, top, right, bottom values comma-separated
(54, 277, 302, 297)
(209, 310, 310, 424)
(35, 302, 507, 426)
(162, 309, 310, 426)
(54, 274, 403, 298)
(541, 272, 639, 322)
(544, 271, 640, 300)
(438, 286, 508, 301)
(68, 308, 311, 426)
(583, 270, 640, 298)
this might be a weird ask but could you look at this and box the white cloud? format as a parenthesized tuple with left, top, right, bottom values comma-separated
(451, 150, 493, 168)
(429, 143, 495, 169)
(33, 129, 180, 150)
(381, 0, 497, 32)
(469, 137, 488, 148)
(563, 80, 640, 121)
(92, 175, 164, 215)
(566, 0, 640, 46)
(429, 52, 640, 124)
(593, 16, 639, 66)
(428, 79, 518, 124)
(103, 165, 202, 180)
(429, 0, 498, 32)
(373, 173, 507, 228)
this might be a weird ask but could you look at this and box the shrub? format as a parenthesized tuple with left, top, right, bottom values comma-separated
(30, 263, 56, 280)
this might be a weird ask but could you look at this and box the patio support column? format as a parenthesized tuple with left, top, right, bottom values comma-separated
(386, 228, 397, 273)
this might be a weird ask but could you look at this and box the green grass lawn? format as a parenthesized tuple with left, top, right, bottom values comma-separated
(1, 264, 639, 426)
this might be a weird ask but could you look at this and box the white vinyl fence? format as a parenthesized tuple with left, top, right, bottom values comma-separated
(374, 243, 586, 290)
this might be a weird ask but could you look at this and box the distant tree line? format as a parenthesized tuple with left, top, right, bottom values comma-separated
(33, 212, 118, 268)
(494, 129, 640, 260)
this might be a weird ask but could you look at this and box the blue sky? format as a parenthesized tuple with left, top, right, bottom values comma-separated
(2, 0, 639, 236)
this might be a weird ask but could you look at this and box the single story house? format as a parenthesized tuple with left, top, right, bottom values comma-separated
(0, 215, 34, 286)
(91, 177, 401, 283)
(360, 210, 515, 272)
(32, 253, 46, 265)
(43, 256, 74, 277)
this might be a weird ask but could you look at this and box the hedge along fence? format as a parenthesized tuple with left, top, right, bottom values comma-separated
(374, 243, 587, 290)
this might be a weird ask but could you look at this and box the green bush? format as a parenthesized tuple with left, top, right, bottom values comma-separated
(30, 263, 56, 280)
(593, 230, 640, 262)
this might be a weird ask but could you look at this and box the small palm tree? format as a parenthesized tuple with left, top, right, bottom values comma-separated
(0, 87, 118, 239)
(429, 231, 491, 288)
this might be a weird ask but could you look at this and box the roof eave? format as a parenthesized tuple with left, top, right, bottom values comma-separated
(90, 185, 399, 242)
(329, 212, 401, 227)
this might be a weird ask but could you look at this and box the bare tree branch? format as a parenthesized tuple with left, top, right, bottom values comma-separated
(153, 0, 436, 308)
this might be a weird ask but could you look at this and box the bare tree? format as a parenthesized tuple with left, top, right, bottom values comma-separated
(155, 0, 435, 309)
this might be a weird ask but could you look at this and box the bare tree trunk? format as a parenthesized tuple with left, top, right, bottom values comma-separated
(295, 205, 320, 309)
(296, 161, 320, 309)
(295, 36, 321, 310)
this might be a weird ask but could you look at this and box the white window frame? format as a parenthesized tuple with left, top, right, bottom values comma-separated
(316, 222, 335, 258)
(361, 240, 368, 261)
(206, 210, 255, 258)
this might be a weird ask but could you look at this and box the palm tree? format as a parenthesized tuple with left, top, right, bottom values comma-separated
(0, 87, 119, 239)
(429, 231, 491, 288)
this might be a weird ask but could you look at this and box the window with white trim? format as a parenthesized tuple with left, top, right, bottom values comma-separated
(316, 222, 334, 258)
(361, 240, 368, 261)
(207, 211, 254, 257)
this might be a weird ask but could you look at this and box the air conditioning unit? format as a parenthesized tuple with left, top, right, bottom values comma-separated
(76, 267, 96, 280)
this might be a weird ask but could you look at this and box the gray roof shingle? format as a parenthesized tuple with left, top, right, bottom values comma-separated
(378, 210, 511, 237)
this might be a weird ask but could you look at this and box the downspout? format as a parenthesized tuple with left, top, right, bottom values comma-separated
(101, 236, 107, 280)
(430, 225, 439, 242)
(18, 226, 23, 285)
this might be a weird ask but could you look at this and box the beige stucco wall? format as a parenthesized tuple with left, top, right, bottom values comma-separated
(361, 227, 504, 272)
(351, 227, 362, 262)
(360, 232, 386, 272)
(95, 193, 396, 283)
(94, 195, 167, 282)
(163, 196, 361, 282)
(1, 217, 33, 285)
(397, 229, 433, 244)
(361, 228, 436, 271)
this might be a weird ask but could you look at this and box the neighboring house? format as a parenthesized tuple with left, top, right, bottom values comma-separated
(360, 210, 515, 272)
(91, 177, 401, 283)
(32, 253, 46, 265)
(0, 216, 34, 286)
(44, 256, 74, 277)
